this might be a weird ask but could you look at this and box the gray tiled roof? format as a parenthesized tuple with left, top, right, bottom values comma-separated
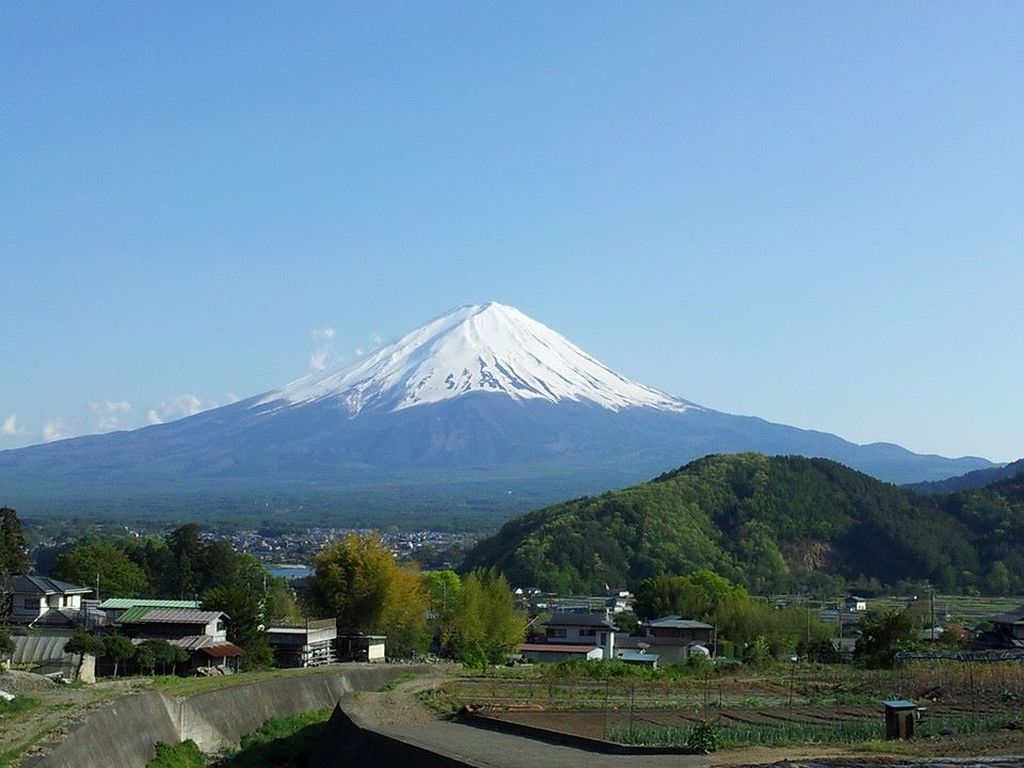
(13, 575, 91, 596)
(647, 615, 713, 630)
(544, 612, 618, 629)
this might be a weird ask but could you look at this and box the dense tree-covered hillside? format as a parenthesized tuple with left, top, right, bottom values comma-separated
(463, 454, 1024, 595)
(907, 458, 1024, 495)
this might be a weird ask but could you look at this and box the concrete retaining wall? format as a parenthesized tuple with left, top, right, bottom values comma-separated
(29, 666, 409, 768)
(309, 701, 476, 768)
(462, 712, 693, 755)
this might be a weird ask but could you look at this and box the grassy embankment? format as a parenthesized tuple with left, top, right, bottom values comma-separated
(147, 708, 335, 768)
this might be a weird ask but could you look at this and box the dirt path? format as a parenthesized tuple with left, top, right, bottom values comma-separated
(351, 666, 452, 728)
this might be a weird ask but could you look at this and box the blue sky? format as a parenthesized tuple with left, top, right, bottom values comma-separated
(2, 2, 1022, 461)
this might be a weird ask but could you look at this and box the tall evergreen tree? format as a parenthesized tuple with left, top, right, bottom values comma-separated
(0, 507, 30, 577)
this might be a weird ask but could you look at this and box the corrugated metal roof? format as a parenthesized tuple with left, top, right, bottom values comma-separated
(519, 643, 601, 653)
(98, 598, 200, 610)
(199, 642, 245, 658)
(617, 651, 659, 663)
(12, 634, 73, 664)
(119, 607, 224, 624)
(164, 635, 214, 651)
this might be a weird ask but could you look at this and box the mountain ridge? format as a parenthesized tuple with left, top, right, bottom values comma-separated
(0, 303, 995, 516)
(463, 453, 1024, 595)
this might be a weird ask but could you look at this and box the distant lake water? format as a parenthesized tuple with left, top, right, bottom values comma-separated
(267, 565, 314, 579)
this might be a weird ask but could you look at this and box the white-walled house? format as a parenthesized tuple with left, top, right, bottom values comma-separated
(541, 612, 619, 660)
(9, 576, 92, 626)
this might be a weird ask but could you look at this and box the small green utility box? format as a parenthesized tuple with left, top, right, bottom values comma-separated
(883, 700, 918, 740)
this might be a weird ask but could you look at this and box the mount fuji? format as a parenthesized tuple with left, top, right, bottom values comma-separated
(0, 302, 993, 518)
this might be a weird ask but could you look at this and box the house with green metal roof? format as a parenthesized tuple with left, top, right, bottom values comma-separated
(97, 597, 199, 623)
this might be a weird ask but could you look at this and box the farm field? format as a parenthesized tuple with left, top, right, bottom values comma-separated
(433, 659, 1024, 757)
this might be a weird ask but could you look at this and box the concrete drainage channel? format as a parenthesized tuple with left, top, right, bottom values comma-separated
(24, 666, 423, 768)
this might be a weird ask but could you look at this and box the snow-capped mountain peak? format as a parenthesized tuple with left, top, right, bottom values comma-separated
(259, 302, 691, 416)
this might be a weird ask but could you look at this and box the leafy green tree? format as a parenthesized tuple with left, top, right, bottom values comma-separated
(855, 607, 920, 668)
(0, 507, 30, 576)
(65, 631, 105, 657)
(988, 561, 1012, 595)
(635, 570, 748, 621)
(422, 570, 461, 649)
(166, 524, 203, 598)
(103, 634, 135, 677)
(138, 639, 176, 675)
(450, 569, 525, 668)
(0, 627, 13, 658)
(307, 534, 429, 657)
(171, 645, 190, 675)
(51, 542, 151, 598)
(742, 635, 772, 668)
(135, 644, 157, 675)
(201, 584, 274, 669)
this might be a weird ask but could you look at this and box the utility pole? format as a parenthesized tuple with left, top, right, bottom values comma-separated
(930, 588, 936, 643)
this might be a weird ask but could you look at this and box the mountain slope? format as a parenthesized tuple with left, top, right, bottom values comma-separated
(0, 303, 994, 517)
(907, 458, 1024, 495)
(463, 453, 1024, 594)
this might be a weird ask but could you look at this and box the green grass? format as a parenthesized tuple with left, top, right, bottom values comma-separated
(213, 707, 334, 767)
(147, 740, 204, 768)
(609, 710, 1023, 750)
(149, 665, 336, 697)
(0, 696, 39, 718)
(378, 671, 418, 692)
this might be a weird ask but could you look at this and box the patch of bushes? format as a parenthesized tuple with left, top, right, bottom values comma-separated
(219, 707, 334, 767)
(147, 740, 204, 768)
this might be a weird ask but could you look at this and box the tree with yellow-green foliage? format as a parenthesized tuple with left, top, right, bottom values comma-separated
(449, 568, 525, 668)
(307, 533, 429, 657)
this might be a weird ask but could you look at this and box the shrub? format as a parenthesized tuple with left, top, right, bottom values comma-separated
(147, 740, 203, 768)
(687, 720, 721, 753)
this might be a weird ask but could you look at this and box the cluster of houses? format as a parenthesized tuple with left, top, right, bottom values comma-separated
(1, 575, 385, 679)
(519, 611, 714, 669)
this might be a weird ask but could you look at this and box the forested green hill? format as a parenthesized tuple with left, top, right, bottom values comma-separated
(462, 453, 1024, 595)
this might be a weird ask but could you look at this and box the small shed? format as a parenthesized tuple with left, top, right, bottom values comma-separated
(518, 643, 603, 663)
(883, 700, 918, 740)
(616, 650, 659, 668)
(267, 619, 338, 667)
(337, 633, 386, 662)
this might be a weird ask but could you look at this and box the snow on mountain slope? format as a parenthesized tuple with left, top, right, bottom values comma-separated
(259, 302, 693, 416)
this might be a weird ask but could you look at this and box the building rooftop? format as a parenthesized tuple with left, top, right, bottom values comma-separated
(519, 643, 601, 654)
(118, 607, 225, 624)
(544, 612, 618, 629)
(647, 616, 714, 630)
(617, 650, 659, 663)
(991, 606, 1024, 625)
(13, 575, 91, 596)
(98, 598, 200, 610)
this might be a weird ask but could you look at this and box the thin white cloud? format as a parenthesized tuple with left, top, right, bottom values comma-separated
(90, 400, 132, 431)
(1, 413, 19, 437)
(309, 326, 338, 371)
(42, 417, 71, 442)
(146, 393, 205, 425)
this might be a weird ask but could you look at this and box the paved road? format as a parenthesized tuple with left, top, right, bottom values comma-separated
(378, 719, 710, 768)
